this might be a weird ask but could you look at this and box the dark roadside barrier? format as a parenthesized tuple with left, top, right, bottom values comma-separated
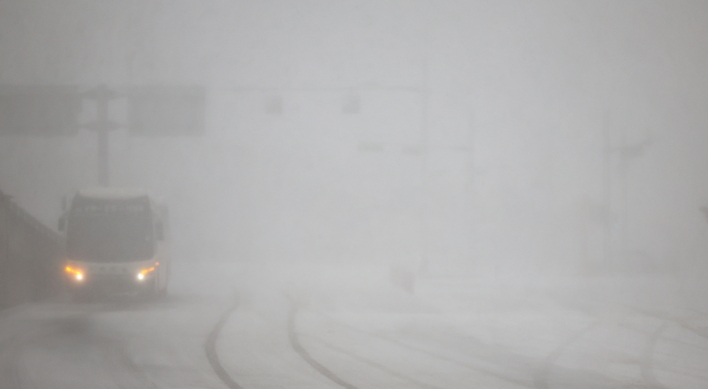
(0, 189, 63, 309)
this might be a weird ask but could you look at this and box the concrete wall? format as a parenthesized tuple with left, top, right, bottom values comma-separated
(0, 189, 63, 309)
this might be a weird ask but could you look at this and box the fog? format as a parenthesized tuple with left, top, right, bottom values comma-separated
(1, 1, 708, 388)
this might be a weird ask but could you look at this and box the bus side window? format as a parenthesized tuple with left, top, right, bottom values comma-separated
(155, 221, 164, 241)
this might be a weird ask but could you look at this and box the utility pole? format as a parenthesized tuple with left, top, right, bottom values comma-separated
(602, 109, 650, 273)
(603, 111, 613, 272)
(84, 85, 119, 187)
(97, 89, 110, 187)
(619, 124, 629, 261)
(419, 60, 430, 275)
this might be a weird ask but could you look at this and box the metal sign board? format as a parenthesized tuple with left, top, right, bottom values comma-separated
(0, 85, 81, 136)
(127, 86, 206, 136)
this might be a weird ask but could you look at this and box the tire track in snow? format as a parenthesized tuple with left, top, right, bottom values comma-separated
(205, 299, 243, 389)
(0, 334, 26, 389)
(288, 305, 359, 389)
(638, 322, 669, 389)
(545, 300, 672, 389)
(302, 333, 445, 389)
(319, 313, 533, 388)
(0, 306, 157, 389)
(626, 307, 708, 389)
(631, 306, 708, 342)
(531, 319, 601, 389)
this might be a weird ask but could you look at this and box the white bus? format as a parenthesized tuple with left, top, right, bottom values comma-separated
(59, 188, 170, 300)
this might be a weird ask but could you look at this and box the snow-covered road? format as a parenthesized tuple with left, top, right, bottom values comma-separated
(1, 264, 707, 389)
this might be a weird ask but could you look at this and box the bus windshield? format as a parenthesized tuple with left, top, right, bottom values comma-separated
(66, 198, 155, 262)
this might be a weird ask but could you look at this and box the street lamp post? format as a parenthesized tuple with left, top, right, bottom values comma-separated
(602, 111, 650, 272)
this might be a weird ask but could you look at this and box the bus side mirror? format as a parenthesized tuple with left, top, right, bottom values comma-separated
(155, 222, 164, 241)
(58, 215, 66, 231)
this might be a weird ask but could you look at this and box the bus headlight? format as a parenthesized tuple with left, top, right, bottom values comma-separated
(136, 263, 158, 282)
(65, 266, 84, 282)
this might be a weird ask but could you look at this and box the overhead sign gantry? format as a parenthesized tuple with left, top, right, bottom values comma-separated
(0, 84, 206, 186)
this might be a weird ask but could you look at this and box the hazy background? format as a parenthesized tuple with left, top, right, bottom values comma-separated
(1, 0, 707, 277)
